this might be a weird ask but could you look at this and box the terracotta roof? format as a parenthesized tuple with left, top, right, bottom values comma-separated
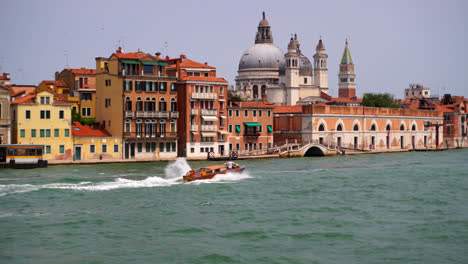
(327, 97, 363, 103)
(6, 84, 36, 97)
(320, 91, 332, 101)
(179, 76, 227, 83)
(273, 105, 303, 114)
(435, 104, 454, 112)
(41, 80, 68, 87)
(69, 68, 96, 75)
(72, 122, 111, 137)
(12, 93, 36, 104)
(0, 73, 10, 80)
(112, 51, 150, 59)
(234, 101, 275, 109)
(166, 59, 215, 70)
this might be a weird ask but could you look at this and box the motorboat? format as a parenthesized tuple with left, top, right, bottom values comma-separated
(183, 163, 245, 182)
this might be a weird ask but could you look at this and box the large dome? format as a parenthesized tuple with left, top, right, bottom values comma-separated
(238, 43, 284, 71)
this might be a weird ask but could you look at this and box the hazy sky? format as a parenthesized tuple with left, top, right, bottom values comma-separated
(1, 0, 467, 98)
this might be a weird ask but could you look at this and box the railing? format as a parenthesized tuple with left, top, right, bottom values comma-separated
(191, 93, 217, 100)
(191, 125, 198, 131)
(201, 109, 217, 116)
(135, 111, 169, 118)
(125, 111, 134, 118)
(123, 132, 178, 138)
(170, 112, 179, 118)
(201, 125, 217, 131)
(191, 109, 198, 115)
(244, 132, 260, 137)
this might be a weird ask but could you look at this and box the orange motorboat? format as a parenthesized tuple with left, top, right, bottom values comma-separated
(183, 163, 245, 182)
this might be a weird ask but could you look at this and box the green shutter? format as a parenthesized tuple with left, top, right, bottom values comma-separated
(146, 143, 151, 152)
(40, 129, 45, 137)
(235, 125, 241, 133)
(137, 143, 142, 152)
(65, 129, 70, 137)
(59, 145, 64, 154)
(157, 61, 170, 66)
(171, 142, 176, 152)
(141, 60, 158, 65)
(45, 129, 50, 137)
(90, 145, 95, 153)
(114, 145, 118, 153)
(54, 129, 59, 137)
(102, 144, 107, 153)
(31, 129, 36, 138)
(46, 145, 51, 154)
(120, 59, 140, 64)
(166, 142, 170, 152)
(151, 142, 156, 152)
(244, 122, 261, 127)
(267, 125, 273, 132)
(159, 142, 164, 152)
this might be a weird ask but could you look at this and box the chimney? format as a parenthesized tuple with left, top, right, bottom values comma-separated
(180, 54, 186, 60)
(116, 47, 122, 53)
(155, 52, 161, 59)
(165, 56, 169, 60)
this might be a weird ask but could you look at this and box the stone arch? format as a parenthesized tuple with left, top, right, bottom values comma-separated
(304, 146, 325, 157)
(316, 119, 327, 131)
(352, 119, 361, 131)
(253, 85, 259, 99)
(369, 119, 378, 131)
(318, 124, 325, 131)
(261, 85, 266, 97)
(411, 123, 417, 131)
(400, 123, 406, 131)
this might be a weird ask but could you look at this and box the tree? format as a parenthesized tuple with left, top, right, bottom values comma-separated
(362, 93, 400, 108)
(71, 108, 95, 125)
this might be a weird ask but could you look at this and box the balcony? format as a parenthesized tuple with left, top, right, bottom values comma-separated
(170, 111, 179, 118)
(125, 111, 134, 118)
(191, 92, 217, 100)
(244, 132, 260, 137)
(201, 109, 217, 116)
(191, 125, 198, 131)
(135, 111, 169, 118)
(201, 125, 217, 131)
(191, 109, 199, 115)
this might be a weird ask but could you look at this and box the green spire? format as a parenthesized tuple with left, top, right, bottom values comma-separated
(341, 38, 353, 65)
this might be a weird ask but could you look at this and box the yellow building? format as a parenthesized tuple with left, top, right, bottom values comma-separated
(71, 121, 122, 161)
(11, 91, 73, 162)
(37, 80, 80, 112)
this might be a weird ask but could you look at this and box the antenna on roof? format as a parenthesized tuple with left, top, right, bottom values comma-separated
(64, 50, 69, 68)
(164, 41, 168, 57)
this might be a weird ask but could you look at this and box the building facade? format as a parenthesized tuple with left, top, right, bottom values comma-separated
(37, 80, 80, 112)
(274, 105, 443, 152)
(0, 85, 11, 144)
(165, 55, 229, 159)
(404, 83, 431, 100)
(95, 49, 178, 161)
(227, 99, 274, 156)
(56, 68, 97, 118)
(11, 91, 73, 161)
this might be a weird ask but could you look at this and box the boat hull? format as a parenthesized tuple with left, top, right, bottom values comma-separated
(183, 167, 245, 182)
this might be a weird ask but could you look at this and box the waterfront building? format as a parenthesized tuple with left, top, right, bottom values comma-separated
(11, 91, 73, 161)
(166, 54, 229, 159)
(338, 39, 356, 98)
(56, 68, 97, 118)
(71, 121, 122, 161)
(273, 104, 443, 152)
(95, 48, 178, 160)
(404, 83, 431, 100)
(0, 84, 11, 144)
(227, 98, 275, 156)
(37, 80, 80, 112)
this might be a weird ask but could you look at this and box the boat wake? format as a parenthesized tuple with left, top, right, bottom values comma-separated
(0, 158, 250, 196)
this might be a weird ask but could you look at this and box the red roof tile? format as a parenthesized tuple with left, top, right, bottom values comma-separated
(236, 101, 275, 108)
(41, 80, 68, 87)
(72, 122, 112, 137)
(112, 51, 150, 59)
(273, 105, 303, 114)
(12, 93, 36, 104)
(327, 97, 363, 103)
(0, 73, 10, 80)
(69, 68, 96, 75)
(179, 76, 227, 83)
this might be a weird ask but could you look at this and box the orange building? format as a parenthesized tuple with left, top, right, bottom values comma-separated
(36, 80, 79, 112)
(166, 54, 229, 159)
(274, 104, 443, 152)
(227, 99, 274, 156)
(95, 48, 178, 160)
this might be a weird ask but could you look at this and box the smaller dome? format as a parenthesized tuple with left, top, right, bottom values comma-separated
(279, 52, 313, 76)
(316, 39, 325, 50)
(259, 19, 270, 27)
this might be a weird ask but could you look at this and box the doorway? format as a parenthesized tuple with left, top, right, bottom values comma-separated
(412, 136, 415, 149)
(400, 136, 404, 149)
(125, 143, 129, 159)
(218, 145, 224, 156)
(354, 137, 358, 149)
(75, 146, 82, 161)
(130, 143, 135, 158)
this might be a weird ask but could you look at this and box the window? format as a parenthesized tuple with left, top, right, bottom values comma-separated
(90, 145, 95, 153)
(259, 143, 263, 149)
(170, 83, 177, 92)
(137, 143, 142, 153)
(87, 108, 91, 117)
(143, 65, 154, 74)
(59, 110, 64, 119)
(31, 129, 36, 138)
(170, 120, 176, 132)
(304, 78, 307, 84)
(105, 79, 111, 86)
(244, 110, 248, 117)
(151, 142, 156, 152)
(229, 109, 232, 117)
(253, 110, 257, 117)
(259, 110, 262, 117)
(236, 110, 239, 117)
(45, 145, 51, 154)
(191, 148, 195, 153)
(64, 129, 70, 137)
(40, 110, 50, 119)
(113, 144, 118, 153)
(146, 142, 151, 152)
(159, 82, 167, 92)
(245, 143, 248, 150)
(268, 110, 271, 117)
(20, 129, 25, 138)
(229, 124, 232, 133)
(124, 80, 133, 91)
(370, 124, 375, 131)
(45, 129, 51, 137)
(81, 92, 92, 100)
(319, 124, 325, 131)
(236, 143, 240, 150)
(59, 145, 64, 154)
(40, 129, 45, 138)
(102, 144, 107, 153)
(172, 142, 176, 152)
(353, 124, 359, 131)
(229, 144, 233, 151)
(82, 108, 86, 116)
(166, 142, 171, 152)
(54, 129, 59, 137)
(25, 110, 30, 119)
(159, 142, 164, 152)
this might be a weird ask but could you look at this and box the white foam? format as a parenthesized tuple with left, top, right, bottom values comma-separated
(164, 158, 192, 179)
(189, 171, 252, 185)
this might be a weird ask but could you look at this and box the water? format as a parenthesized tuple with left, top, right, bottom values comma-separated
(1, 150, 468, 263)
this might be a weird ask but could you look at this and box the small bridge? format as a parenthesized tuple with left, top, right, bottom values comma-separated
(273, 142, 341, 158)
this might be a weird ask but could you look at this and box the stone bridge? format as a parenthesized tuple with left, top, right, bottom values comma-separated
(278, 143, 339, 158)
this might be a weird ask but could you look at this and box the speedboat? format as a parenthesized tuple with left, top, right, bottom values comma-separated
(183, 163, 245, 182)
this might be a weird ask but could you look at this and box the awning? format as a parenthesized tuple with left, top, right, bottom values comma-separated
(201, 132, 216, 137)
(120, 59, 140, 64)
(220, 115, 227, 119)
(267, 125, 273, 132)
(244, 122, 261, 127)
(191, 132, 199, 135)
(218, 130, 229, 134)
(235, 125, 241, 133)
(202, 116, 218, 121)
(141, 61, 158, 65)
(157, 61, 170, 66)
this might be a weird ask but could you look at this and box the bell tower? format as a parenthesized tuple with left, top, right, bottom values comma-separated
(255, 12, 273, 44)
(338, 38, 356, 98)
(285, 34, 300, 105)
(313, 38, 328, 94)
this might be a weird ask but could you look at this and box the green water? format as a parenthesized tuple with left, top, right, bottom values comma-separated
(1, 150, 468, 264)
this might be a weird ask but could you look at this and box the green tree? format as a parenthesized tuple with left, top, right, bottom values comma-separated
(71, 108, 95, 125)
(362, 93, 400, 108)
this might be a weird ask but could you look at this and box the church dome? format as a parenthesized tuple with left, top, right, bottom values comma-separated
(278, 52, 313, 76)
(259, 19, 270, 27)
(238, 43, 284, 71)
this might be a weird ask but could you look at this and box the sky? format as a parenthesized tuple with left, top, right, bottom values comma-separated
(1, 0, 467, 99)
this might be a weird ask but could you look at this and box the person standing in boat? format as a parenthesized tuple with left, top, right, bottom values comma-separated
(225, 160, 234, 170)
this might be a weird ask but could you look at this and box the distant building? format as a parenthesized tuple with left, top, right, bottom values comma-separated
(95, 48, 178, 161)
(56, 68, 97, 118)
(11, 91, 73, 161)
(227, 99, 275, 155)
(338, 39, 356, 98)
(404, 83, 430, 100)
(0, 73, 10, 86)
(37, 80, 79, 112)
(0, 84, 11, 144)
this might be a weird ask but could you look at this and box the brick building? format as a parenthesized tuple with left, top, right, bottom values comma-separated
(166, 54, 228, 159)
(227, 99, 275, 156)
(95, 49, 178, 160)
(274, 104, 443, 152)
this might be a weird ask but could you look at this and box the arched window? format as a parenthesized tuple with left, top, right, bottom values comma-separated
(125, 97, 132, 111)
(261, 85, 266, 97)
(136, 97, 143, 112)
(159, 98, 167, 112)
(412, 124, 416, 131)
(370, 124, 376, 131)
(353, 124, 359, 131)
(253, 85, 259, 99)
(318, 124, 325, 131)
(400, 124, 405, 131)
(336, 124, 343, 131)
(386, 124, 391, 131)
(170, 98, 177, 112)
